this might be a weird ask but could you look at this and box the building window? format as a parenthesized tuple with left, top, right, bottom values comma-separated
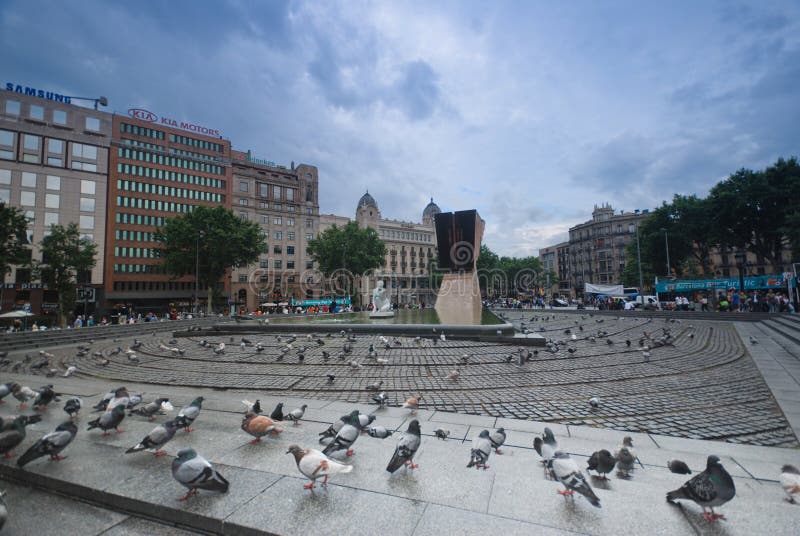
(286, 217, 294, 226)
(306, 260, 314, 269)
(286, 232, 295, 241)
(286, 246, 295, 255)
(29, 105, 44, 120)
(53, 109, 67, 125)
(81, 180, 96, 195)
(274, 260, 282, 269)
(258, 183, 268, 197)
(239, 181, 249, 192)
(23, 134, 40, 150)
(259, 201, 268, 209)
(85, 116, 101, 131)
(48, 138, 64, 154)
(273, 245, 282, 254)
(306, 188, 313, 202)
(80, 197, 95, 212)
(239, 211, 249, 220)
(287, 261, 295, 269)
(273, 185, 281, 199)
(305, 219, 313, 228)
(5, 100, 20, 115)
(46, 175, 60, 190)
(0, 129, 13, 146)
(306, 233, 313, 240)
(273, 216, 281, 225)
(45, 193, 59, 209)
(44, 212, 58, 226)
(80, 215, 94, 229)
(72, 143, 98, 160)
(286, 188, 295, 201)
(238, 274, 248, 282)
(0, 169, 9, 184)
(238, 198, 249, 206)
(0, 189, 8, 203)
(274, 231, 282, 240)
(21, 172, 36, 188)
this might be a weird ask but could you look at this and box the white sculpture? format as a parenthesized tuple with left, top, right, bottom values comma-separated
(371, 280, 392, 313)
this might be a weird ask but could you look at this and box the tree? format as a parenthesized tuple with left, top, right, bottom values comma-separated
(37, 223, 97, 327)
(0, 203, 30, 278)
(307, 221, 386, 304)
(156, 206, 266, 312)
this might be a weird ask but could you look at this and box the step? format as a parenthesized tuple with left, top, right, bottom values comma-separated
(761, 320, 800, 347)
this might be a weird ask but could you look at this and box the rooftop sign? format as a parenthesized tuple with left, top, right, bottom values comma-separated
(127, 108, 221, 138)
(5, 82, 71, 103)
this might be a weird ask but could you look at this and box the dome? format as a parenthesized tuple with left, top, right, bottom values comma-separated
(357, 191, 378, 210)
(423, 197, 441, 220)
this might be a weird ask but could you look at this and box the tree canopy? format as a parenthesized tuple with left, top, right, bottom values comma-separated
(155, 206, 266, 311)
(37, 223, 97, 326)
(477, 245, 553, 297)
(307, 221, 387, 277)
(0, 203, 30, 278)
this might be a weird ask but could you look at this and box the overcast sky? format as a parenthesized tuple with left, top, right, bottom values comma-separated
(2, 0, 798, 257)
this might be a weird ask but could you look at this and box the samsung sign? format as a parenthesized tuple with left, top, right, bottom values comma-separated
(127, 108, 220, 137)
(5, 82, 71, 103)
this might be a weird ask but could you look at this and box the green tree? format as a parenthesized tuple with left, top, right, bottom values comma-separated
(307, 221, 387, 304)
(155, 206, 266, 312)
(0, 203, 31, 311)
(37, 223, 97, 327)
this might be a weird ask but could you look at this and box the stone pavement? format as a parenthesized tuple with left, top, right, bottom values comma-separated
(6, 311, 794, 446)
(0, 373, 799, 535)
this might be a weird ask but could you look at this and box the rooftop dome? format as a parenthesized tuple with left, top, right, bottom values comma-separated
(423, 197, 441, 220)
(357, 190, 378, 209)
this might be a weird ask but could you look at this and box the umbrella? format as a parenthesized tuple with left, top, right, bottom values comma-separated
(0, 310, 34, 318)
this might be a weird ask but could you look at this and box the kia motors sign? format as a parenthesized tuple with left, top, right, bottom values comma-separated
(127, 108, 221, 137)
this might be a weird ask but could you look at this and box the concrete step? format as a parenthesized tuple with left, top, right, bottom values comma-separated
(761, 319, 800, 347)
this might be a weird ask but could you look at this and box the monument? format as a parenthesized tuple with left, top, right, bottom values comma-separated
(433, 210, 485, 325)
(369, 280, 395, 318)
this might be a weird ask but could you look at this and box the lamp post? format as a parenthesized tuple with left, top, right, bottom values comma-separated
(195, 231, 205, 316)
(635, 224, 644, 292)
(660, 227, 671, 277)
(734, 249, 747, 296)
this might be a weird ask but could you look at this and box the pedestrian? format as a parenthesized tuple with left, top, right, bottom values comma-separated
(701, 295, 708, 311)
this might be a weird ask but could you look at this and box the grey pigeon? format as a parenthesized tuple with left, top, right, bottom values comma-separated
(322, 412, 360, 457)
(434, 428, 450, 440)
(125, 419, 179, 456)
(467, 429, 492, 470)
(0, 382, 18, 403)
(489, 428, 507, 454)
(63, 397, 82, 418)
(667, 455, 735, 522)
(175, 396, 204, 432)
(587, 449, 617, 479)
(17, 421, 77, 467)
(551, 451, 601, 507)
(319, 411, 355, 441)
(356, 412, 376, 429)
(668, 459, 692, 475)
(589, 397, 599, 410)
(372, 392, 388, 406)
(172, 447, 229, 501)
(130, 398, 169, 420)
(285, 404, 307, 425)
(270, 402, 284, 422)
(367, 426, 393, 439)
(87, 405, 126, 435)
(615, 436, 637, 478)
(533, 427, 559, 478)
(0, 417, 28, 458)
(386, 419, 421, 472)
(33, 384, 59, 409)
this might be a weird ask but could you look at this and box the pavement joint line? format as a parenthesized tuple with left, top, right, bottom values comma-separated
(486, 472, 496, 514)
(729, 456, 759, 481)
(409, 501, 430, 536)
(223, 475, 285, 526)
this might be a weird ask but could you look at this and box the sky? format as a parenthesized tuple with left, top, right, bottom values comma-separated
(2, 0, 798, 257)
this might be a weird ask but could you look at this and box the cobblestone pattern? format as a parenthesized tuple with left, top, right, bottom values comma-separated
(7, 312, 796, 447)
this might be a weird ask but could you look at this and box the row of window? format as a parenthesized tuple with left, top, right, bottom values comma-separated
(235, 199, 315, 215)
(113, 263, 166, 274)
(169, 133, 223, 153)
(116, 195, 196, 213)
(380, 228, 433, 243)
(116, 179, 224, 203)
(239, 181, 299, 201)
(239, 212, 314, 228)
(115, 213, 166, 226)
(114, 230, 157, 242)
(239, 274, 298, 283)
(0, 130, 100, 170)
(112, 280, 194, 291)
(171, 147, 221, 162)
(115, 163, 225, 189)
(4, 99, 101, 131)
(118, 147, 224, 175)
(114, 247, 162, 259)
(120, 123, 164, 140)
(0, 170, 97, 194)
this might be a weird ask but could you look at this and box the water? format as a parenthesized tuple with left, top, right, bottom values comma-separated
(265, 308, 503, 326)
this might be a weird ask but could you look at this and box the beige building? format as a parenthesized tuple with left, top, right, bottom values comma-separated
(537, 241, 569, 297)
(0, 86, 110, 316)
(319, 193, 440, 307)
(229, 151, 319, 312)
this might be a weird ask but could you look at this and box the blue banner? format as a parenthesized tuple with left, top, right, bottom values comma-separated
(290, 297, 352, 307)
(655, 274, 786, 294)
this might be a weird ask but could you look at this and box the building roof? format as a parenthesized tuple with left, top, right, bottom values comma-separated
(357, 190, 378, 210)
(422, 197, 441, 219)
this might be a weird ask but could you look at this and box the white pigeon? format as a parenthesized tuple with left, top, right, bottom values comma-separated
(286, 445, 353, 489)
(780, 464, 800, 504)
(550, 451, 601, 507)
(63, 366, 77, 378)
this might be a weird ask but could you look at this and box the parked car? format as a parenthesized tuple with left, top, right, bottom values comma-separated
(634, 295, 659, 310)
(550, 298, 569, 307)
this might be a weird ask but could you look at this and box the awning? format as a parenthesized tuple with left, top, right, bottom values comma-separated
(0, 310, 34, 318)
(278, 302, 289, 306)
(260, 302, 277, 307)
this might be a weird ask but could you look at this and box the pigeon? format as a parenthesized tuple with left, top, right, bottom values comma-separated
(318, 411, 354, 441)
(386, 420, 422, 473)
(668, 459, 692, 475)
(127, 353, 140, 363)
(213, 343, 225, 355)
(551, 451, 601, 507)
(175, 397, 204, 432)
(270, 402, 284, 422)
(0, 416, 28, 458)
(615, 436, 637, 478)
(667, 455, 736, 522)
(241, 413, 282, 443)
(356, 413, 376, 430)
(402, 395, 422, 413)
(241, 399, 262, 415)
(467, 429, 492, 470)
(589, 397, 600, 410)
(447, 369, 460, 381)
(367, 426, 393, 439)
(366, 380, 383, 391)
(434, 428, 450, 440)
(372, 392, 388, 407)
(63, 397, 82, 418)
(779, 464, 800, 504)
(326, 374, 335, 384)
(587, 449, 617, 479)
(11, 384, 36, 408)
(533, 427, 559, 478)
(0, 382, 18, 403)
(87, 405, 126, 436)
(286, 445, 353, 490)
(125, 419, 179, 456)
(172, 448, 229, 501)
(33, 384, 59, 410)
(322, 412, 360, 457)
(130, 398, 170, 420)
(749, 335, 758, 345)
(285, 405, 307, 425)
(322, 351, 330, 360)
(63, 366, 77, 377)
(105, 387, 131, 413)
(125, 393, 143, 410)
(489, 428, 507, 454)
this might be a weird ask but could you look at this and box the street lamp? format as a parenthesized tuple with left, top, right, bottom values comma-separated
(195, 231, 205, 316)
(734, 249, 747, 295)
(635, 224, 644, 292)
(660, 227, 671, 277)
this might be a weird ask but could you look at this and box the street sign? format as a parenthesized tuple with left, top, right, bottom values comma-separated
(76, 288, 96, 303)
(23, 303, 31, 312)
